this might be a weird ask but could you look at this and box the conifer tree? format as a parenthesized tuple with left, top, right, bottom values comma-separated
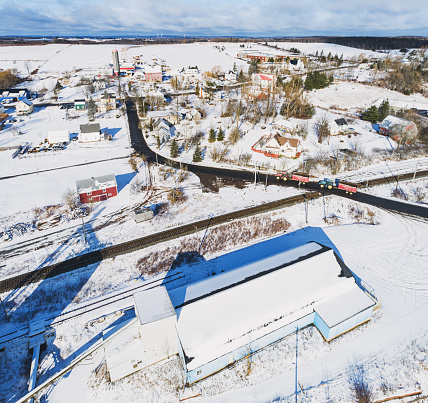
(192, 144, 203, 162)
(156, 135, 161, 149)
(378, 100, 390, 122)
(217, 127, 224, 141)
(208, 127, 216, 143)
(170, 138, 179, 158)
(362, 105, 380, 123)
(195, 82, 200, 96)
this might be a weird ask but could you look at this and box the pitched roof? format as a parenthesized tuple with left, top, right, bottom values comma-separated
(335, 118, 347, 126)
(76, 174, 116, 193)
(80, 123, 101, 133)
(274, 134, 299, 148)
(18, 98, 33, 106)
(380, 114, 411, 130)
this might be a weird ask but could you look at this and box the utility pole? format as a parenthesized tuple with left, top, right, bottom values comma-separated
(295, 325, 299, 403)
(81, 216, 87, 243)
(198, 214, 214, 254)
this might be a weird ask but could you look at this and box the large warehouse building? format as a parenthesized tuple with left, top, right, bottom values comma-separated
(104, 242, 378, 384)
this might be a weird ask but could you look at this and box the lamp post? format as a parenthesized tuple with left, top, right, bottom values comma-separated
(198, 214, 214, 254)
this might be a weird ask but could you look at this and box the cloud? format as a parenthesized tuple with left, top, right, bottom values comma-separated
(0, 0, 427, 36)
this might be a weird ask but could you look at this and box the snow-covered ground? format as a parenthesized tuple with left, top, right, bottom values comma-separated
(2, 195, 426, 403)
(0, 41, 428, 403)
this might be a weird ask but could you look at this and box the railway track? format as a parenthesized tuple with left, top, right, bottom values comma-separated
(0, 191, 316, 294)
(1, 99, 427, 294)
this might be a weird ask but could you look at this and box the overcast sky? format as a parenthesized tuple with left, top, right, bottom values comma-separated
(1, 0, 427, 37)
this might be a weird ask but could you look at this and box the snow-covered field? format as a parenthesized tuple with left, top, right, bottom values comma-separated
(0, 41, 428, 403)
(2, 195, 426, 403)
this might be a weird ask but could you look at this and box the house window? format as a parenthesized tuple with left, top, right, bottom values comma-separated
(87, 192, 92, 196)
(108, 193, 112, 196)
(103, 189, 107, 193)
(197, 370, 202, 375)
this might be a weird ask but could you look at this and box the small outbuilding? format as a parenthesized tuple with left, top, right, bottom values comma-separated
(47, 130, 70, 144)
(74, 99, 86, 110)
(134, 207, 154, 223)
(76, 174, 117, 203)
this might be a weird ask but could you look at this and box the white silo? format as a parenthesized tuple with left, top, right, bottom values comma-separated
(112, 49, 120, 76)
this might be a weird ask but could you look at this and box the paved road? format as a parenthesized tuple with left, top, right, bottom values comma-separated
(126, 99, 428, 219)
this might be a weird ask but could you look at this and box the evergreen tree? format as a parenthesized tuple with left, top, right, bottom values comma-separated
(192, 144, 203, 162)
(208, 127, 216, 143)
(87, 99, 96, 121)
(217, 127, 225, 141)
(233, 62, 237, 72)
(378, 99, 390, 121)
(237, 70, 245, 83)
(362, 105, 380, 123)
(195, 82, 200, 96)
(156, 135, 161, 149)
(170, 138, 179, 158)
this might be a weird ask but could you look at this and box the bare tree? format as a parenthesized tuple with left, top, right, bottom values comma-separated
(314, 115, 331, 144)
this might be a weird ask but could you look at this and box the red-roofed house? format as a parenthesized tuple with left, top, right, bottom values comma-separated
(252, 73, 276, 90)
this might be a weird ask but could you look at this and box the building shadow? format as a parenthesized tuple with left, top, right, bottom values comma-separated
(102, 127, 121, 138)
(116, 172, 137, 193)
(161, 226, 344, 318)
(0, 207, 109, 402)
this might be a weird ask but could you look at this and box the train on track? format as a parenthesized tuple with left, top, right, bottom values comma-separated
(276, 171, 358, 194)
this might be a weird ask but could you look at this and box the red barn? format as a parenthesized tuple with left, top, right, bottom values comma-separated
(76, 174, 117, 204)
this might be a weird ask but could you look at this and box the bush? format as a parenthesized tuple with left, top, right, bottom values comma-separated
(0, 69, 22, 88)
(228, 127, 242, 145)
(348, 364, 373, 403)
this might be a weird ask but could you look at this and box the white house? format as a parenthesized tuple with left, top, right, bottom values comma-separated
(78, 123, 102, 143)
(225, 71, 237, 82)
(153, 117, 174, 143)
(47, 130, 70, 144)
(252, 73, 276, 90)
(256, 134, 301, 158)
(15, 99, 34, 115)
(329, 118, 348, 136)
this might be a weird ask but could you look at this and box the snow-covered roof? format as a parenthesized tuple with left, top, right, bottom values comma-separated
(145, 65, 162, 74)
(380, 115, 411, 130)
(170, 242, 375, 371)
(18, 98, 32, 106)
(134, 287, 176, 326)
(76, 174, 116, 194)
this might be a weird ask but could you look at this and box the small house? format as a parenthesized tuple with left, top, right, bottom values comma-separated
(76, 174, 117, 203)
(144, 65, 163, 82)
(79, 123, 102, 143)
(74, 99, 87, 110)
(16, 99, 34, 115)
(252, 73, 276, 90)
(153, 117, 174, 143)
(146, 110, 181, 125)
(47, 130, 70, 144)
(380, 115, 418, 142)
(256, 134, 301, 158)
(329, 118, 348, 135)
(225, 71, 237, 82)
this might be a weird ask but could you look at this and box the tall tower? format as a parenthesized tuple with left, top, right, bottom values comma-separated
(112, 49, 120, 76)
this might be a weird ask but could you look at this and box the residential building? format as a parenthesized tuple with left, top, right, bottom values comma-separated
(78, 123, 102, 143)
(76, 174, 117, 203)
(47, 130, 70, 144)
(153, 117, 174, 143)
(0, 88, 30, 103)
(15, 99, 34, 115)
(253, 133, 301, 158)
(380, 115, 418, 142)
(145, 65, 162, 82)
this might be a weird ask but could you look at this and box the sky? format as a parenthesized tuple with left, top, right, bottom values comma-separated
(0, 0, 427, 37)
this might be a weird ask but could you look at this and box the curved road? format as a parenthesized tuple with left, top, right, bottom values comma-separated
(126, 99, 428, 219)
